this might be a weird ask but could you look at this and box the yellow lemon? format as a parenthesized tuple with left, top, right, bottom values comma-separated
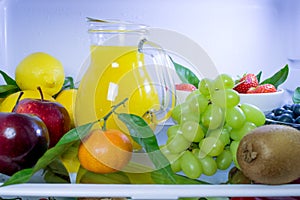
(0, 90, 55, 112)
(15, 52, 65, 96)
(55, 89, 77, 128)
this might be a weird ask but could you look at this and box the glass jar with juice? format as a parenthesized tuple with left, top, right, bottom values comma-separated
(75, 19, 175, 149)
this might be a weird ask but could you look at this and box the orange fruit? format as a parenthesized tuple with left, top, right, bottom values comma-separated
(78, 129, 133, 174)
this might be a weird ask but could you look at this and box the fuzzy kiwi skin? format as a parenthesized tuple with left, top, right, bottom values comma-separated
(237, 124, 300, 185)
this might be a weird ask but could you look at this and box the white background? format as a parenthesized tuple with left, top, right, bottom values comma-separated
(0, 0, 300, 90)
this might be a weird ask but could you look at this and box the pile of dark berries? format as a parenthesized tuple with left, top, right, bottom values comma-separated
(265, 104, 300, 125)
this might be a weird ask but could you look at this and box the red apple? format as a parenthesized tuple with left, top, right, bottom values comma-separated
(0, 112, 49, 176)
(14, 98, 71, 148)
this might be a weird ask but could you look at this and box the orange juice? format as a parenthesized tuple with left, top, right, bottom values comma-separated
(75, 45, 160, 136)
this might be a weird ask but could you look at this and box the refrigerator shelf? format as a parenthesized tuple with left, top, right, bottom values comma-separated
(0, 183, 299, 199)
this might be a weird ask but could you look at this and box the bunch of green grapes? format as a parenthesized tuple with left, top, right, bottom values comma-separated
(161, 74, 266, 179)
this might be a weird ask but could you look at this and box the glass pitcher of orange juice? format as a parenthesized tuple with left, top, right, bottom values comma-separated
(75, 19, 175, 148)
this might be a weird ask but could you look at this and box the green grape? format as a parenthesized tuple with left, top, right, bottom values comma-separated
(160, 145, 170, 155)
(171, 102, 200, 124)
(167, 133, 191, 154)
(206, 126, 231, 145)
(171, 102, 189, 123)
(186, 89, 201, 99)
(180, 151, 202, 179)
(230, 140, 240, 169)
(214, 74, 235, 89)
(230, 121, 256, 141)
(193, 149, 218, 176)
(216, 149, 233, 170)
(240, 103, 266, 126)
(160, 145, 182, 173)
(211, 89, 240, 108)
(166, 124, 182, 138)
(199, 137, 225, 157)
(201, 104, 225, 129)
(225, 106, 246, 129)
(181, 121, 205, 142)
(198, 78, 215, 97)
(170, 156, 182, 172)
(186, 91, 209, 114)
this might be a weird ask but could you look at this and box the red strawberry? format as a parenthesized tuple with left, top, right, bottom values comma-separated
(247, 84, 277, 93)
(175, 83, 197, 91)
(233, 74, 259, 93)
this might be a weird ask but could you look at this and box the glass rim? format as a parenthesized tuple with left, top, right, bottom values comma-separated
(87, 18, 148, 34)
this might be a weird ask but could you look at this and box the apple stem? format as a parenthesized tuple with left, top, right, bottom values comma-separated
(100, 98, 128, 131)
(37, 86, 44, 101)
(13, 91, 24, 112)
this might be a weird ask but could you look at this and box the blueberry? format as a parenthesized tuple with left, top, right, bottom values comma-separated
(283, 109, 295, 118)
(295, 116, 300, 124)
(265, 112, 276, 120)
(277, 113, 294, 123)
(272, 107, 285, 116)
(292, 104, 300, 117)
(283, 104, 293, 110)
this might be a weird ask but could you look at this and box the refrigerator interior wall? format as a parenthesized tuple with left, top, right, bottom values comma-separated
(0, 0, 298, 85)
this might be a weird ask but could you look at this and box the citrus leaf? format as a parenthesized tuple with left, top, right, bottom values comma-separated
(0, 70, 18, 86)
(118, 113, 177, 184)
(56, 122, 94, 145)
(170, 57, 200, 88)
(1, 168, 34, 187)
(0, 85, 20, 98)
(260, 64, 289, 88)
(53, 76, 76, 98)
(293, 87, 300, 104)
(1, 122, 95, 186)
(78, 168, 131, 184)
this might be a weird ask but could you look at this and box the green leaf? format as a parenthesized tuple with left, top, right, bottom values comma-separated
(1, 168, 34, 187)
(53, 76, 76, 98)
(43, 159, 70, 183)
(256, 71, 262, 83)
(0, 85, 20, 98)
(1, 122, 95, 186)
(170, 57, 200, 88)
(0, 70, 18, 86)
(118, 113, 177, 184)
(260, 64, 289, 88)
(78, 167, 131, 184)
(293, 87, 300, 104)
(56, 122, 94, 146)
(63, 76, 75, 89)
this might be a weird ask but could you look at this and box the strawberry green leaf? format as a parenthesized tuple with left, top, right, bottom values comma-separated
(0, 70, 18, 86)
(260, 64, 289, 89)
(256, 71, 262, 83)
(170, 57, 200, 88)
(293, 87, 300, 104)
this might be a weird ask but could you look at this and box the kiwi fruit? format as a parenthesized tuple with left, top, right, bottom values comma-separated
(237, 124, 300, 185)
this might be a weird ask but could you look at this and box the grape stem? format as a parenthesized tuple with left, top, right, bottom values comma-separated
(100, 98, 128, 131)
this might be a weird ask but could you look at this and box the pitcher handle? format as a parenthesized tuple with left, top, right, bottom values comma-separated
(138, 38, 176, 122)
